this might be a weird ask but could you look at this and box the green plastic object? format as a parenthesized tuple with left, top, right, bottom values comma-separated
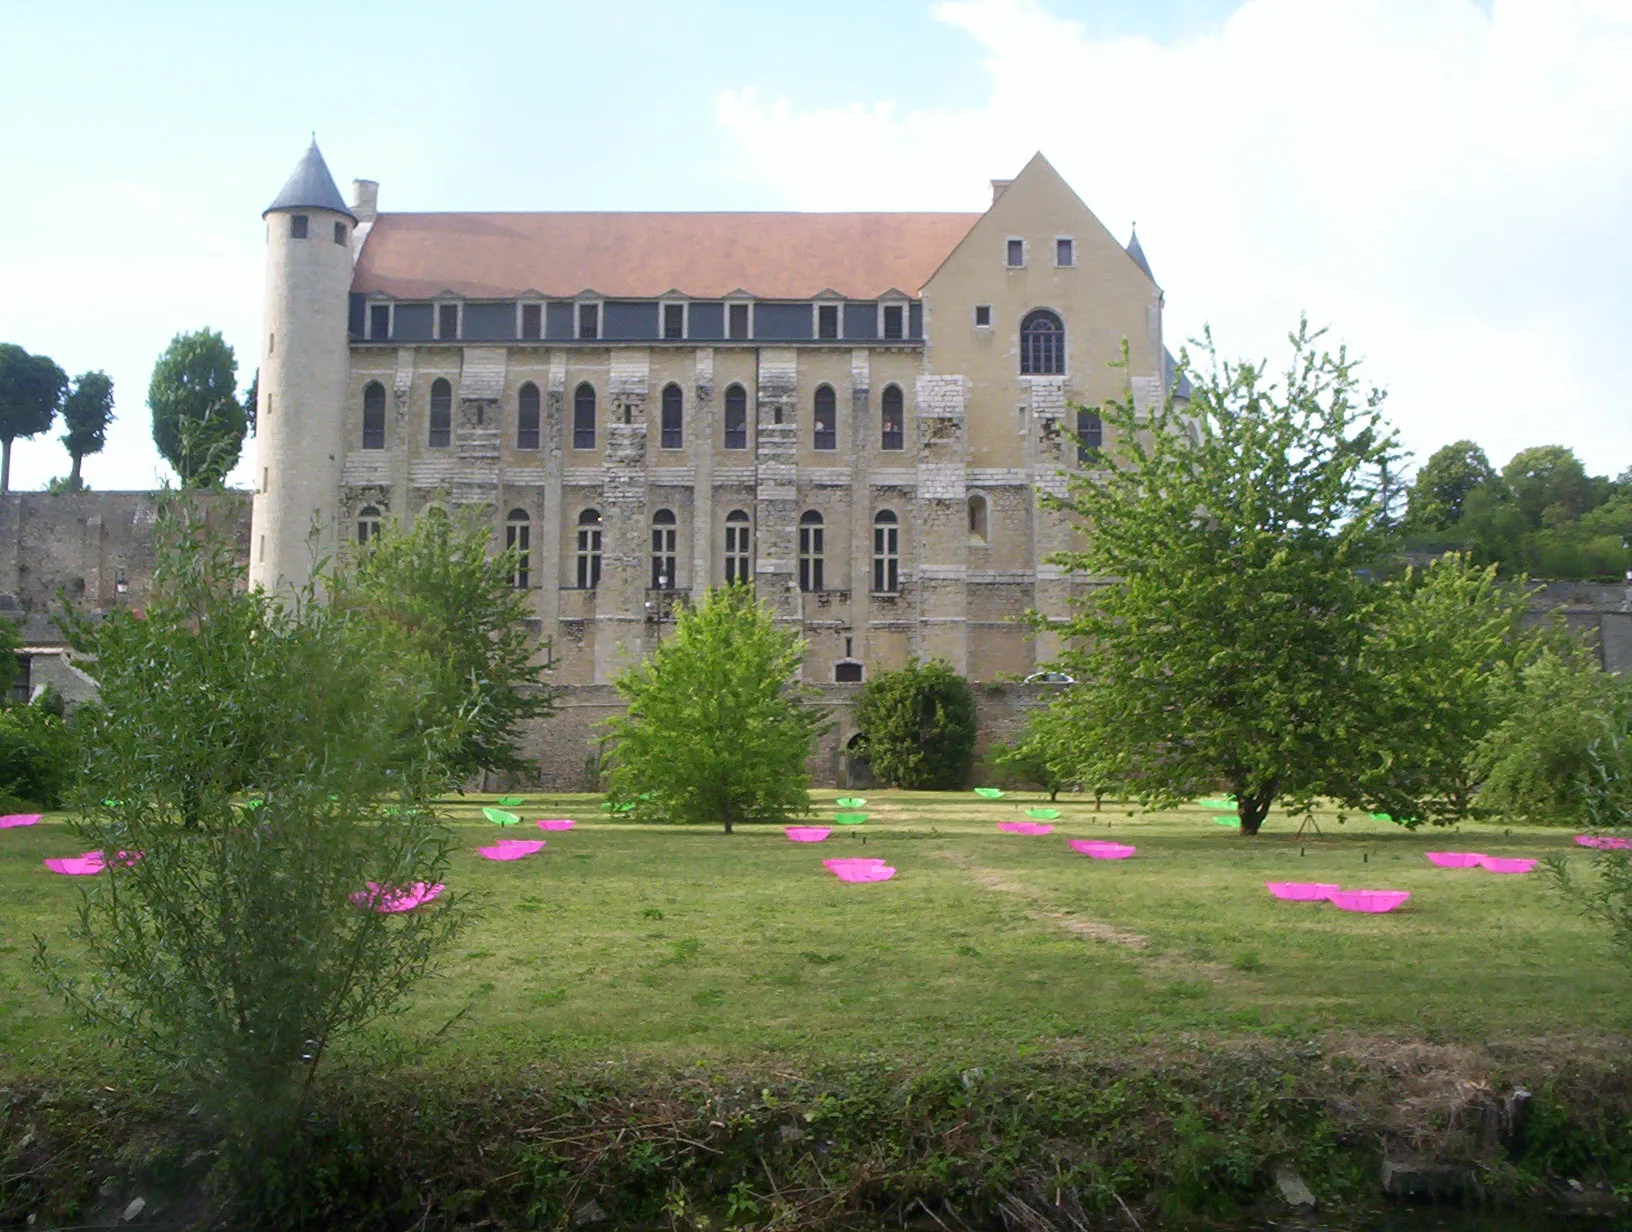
(1025, 807, 1061, 820)
(1214, 814, 1241, 827)
(600, 800, 635, 814)
(1197, 798, 1235, 809)
(835, 796, 867, 807)
(496, 795, 525, 807)
(1369, 812, 1393, 821)
(833, 812, 868, 825)
(974, 787, 1004, 800)
(483, 807, 520, 826)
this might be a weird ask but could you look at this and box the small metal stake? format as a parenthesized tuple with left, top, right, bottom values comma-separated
(1363, 851, 1369, 864)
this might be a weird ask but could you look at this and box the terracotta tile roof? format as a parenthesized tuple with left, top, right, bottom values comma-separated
(351, 212, 981, 301)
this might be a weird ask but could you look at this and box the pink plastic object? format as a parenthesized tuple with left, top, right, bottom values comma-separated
(1576, 835, 1632, 850)
(823, 857, 886, 871)
(536, 819, 576, 831)
(351, 881, 446, 912)
(0, 813, 42, 828)
(822, 856, 895, 882)
(478, 839, 546, 861)
(1328, 889, 1410, 913)
(1426, 851, 1486, 869)
(1068, 839, 1136, 860)
(996, 821, 1054, 835)
(1265, 881, 1341, 901)
(42, 850, 142, 876)
(1478, 856, 1537, 875)
(785, 827, 832, 843)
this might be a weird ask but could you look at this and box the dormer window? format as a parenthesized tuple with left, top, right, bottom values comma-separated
(1006, 238, 1024, 267)
(817, 304, 840, 340)
(663, 303, 685, 339)
(290, 214, 309, 239)
(1055, 238, 1074, 267)
(369, 303, 390, 340)
(437, 304, 459, 340)
(728, 302, 750, 340)
(577, 302, 600, 340)
(521, 303, 542, 340)
(881, 304, 904, 341)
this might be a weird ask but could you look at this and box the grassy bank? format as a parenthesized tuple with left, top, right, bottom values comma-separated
(3, 792, 1630, 1227)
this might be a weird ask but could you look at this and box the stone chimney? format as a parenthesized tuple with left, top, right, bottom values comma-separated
(989, 179, 1013, 205)
(351, 178, 379, 223)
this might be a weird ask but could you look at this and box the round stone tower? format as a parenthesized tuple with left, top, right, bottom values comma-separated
(250, 139, 356, 595)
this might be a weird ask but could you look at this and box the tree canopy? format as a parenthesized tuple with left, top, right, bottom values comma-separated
(1042, 321, 1398, 835)
(854, 659, 978, 791)
(0, 343, 68, 492)
(1406, 440, 1497, 530)
(148, 329, 247, 486)
(603, 584, 828, 833)
(59, 370, 115, 492)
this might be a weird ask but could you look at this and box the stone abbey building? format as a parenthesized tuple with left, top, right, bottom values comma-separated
(254, 142, 1188, 690)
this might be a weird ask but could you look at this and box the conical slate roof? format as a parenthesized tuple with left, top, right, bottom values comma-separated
(264, 139, 354, 221)
(1125, 226, 1153, 279)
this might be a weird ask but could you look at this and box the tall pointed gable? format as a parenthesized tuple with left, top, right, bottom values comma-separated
(1125, 226, 1154, 281)
(265, 139, 355, 221)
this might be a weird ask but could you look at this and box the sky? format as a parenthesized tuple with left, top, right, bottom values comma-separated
(1, 0, 1627, 493)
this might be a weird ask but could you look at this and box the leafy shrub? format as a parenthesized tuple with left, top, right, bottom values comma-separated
(855, 659, 977, 790)
(0, 689, 76, 810)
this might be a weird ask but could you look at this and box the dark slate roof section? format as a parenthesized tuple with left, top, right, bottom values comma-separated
(1164, 346, 1192, 401)
(1125, 226, 1153, 279)
(265, 140, 355, 221)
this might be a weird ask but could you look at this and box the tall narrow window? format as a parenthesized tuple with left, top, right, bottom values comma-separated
(724, 509, 752, 585)
(334, 221, 348, 245)
(428, 378, 452, 447)
(817, 303, 839, 339)
(798, 511, 825, 593)
(505, 508, 531, 589)
(813, 384, 837, 450)
(663, 303, 685, 339)
(517, 382, 541, 449)
(438, 303, 458, 340)
(361, 381, 386, 449)
(577, 302, 599, 339)
(1006, 238, 1024, 267)
(369, 304, 390, 339)
(967, 493, 988, 543)
(881, 384, 904, 451)
(724, 383, 748, 450)
(1020, 309, 1065, 375)
(521, 303, 542, 339)
(576, 509, 602, 589)
(872, 510, 899, 593)
(290, 214, 309, 239)
(573, 383, 596, 450)
(1056, 237, 1074, 266)
(651, 509, 677, 590)
(728, 302, 750, 340)
(1076, 409, 1103, 463)
(660, 383, 683, 449)
(881, 304, 904, 340)
(356, 505, 382, 546)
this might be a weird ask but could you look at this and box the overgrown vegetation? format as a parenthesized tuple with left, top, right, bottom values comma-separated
(0, 688, 75, 813)
(854, 659, 978, 791)
(603, 583, 828, 832)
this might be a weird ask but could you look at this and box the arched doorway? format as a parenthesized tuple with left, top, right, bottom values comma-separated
(840, 732, 876, 790)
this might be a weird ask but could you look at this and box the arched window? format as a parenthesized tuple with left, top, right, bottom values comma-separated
(356, 505, 382, 546)
(798, 510, 824, 592)
(573, 382, 596, 450)
(429, 378, 452, 447)
(724, 509, 752, 585)
(575, 509, 602, 589)
(362, 381, 386, 450)
(1020, 309, 1065, 375)
(872, 510, 899, 593)
(967, 493, 988, 543)
(651, 509, 677, 590)
(505, 508, 531, 589)
(1076, 409, 1103, 463)
(881, 384, 904, 451)
(517, 382, 541, 450)
(660, 382, 683, 450)
(724, 383, 748, 450)
(834, 662, 863, 683)
(813, 384, 837, 450)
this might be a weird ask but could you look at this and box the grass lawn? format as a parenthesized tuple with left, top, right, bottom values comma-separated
(1, 792, 1626, 1075)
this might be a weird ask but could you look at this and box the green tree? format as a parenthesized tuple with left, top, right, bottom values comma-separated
(854, 659, 978, 791)
(148, 329, 246, 486)
(59, 370, 114, 493)
(1044, 321, 1397, 835)
(990, 702, 1083, 801)
(603, 584, 828, 833)
(1503, 445, 1592, 528)
(244, 368, 259, 436)
(46, 505, 464, 1153)
(333, 508, 559, 784)
(0, 613, 16, 700)
(1542, 718, 1632, 978)
(1345, 554, 1538, 825)
(1476, 648, 1631, 825)
(0, 691, 77, 812)
(1406, 440, 1498, 530)
(0, 343, 68, 493)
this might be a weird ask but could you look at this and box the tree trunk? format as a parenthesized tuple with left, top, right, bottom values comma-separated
(722, 799, 733, 836)
(68, 451, 83, 492)
(0, 437, 10, 494)
(1233, 782, 1276, 836)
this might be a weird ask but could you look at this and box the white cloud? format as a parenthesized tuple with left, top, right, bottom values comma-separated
(713, 0, 1632, 474)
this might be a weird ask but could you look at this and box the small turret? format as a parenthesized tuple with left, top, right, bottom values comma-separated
(250, 139, 355, 596)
